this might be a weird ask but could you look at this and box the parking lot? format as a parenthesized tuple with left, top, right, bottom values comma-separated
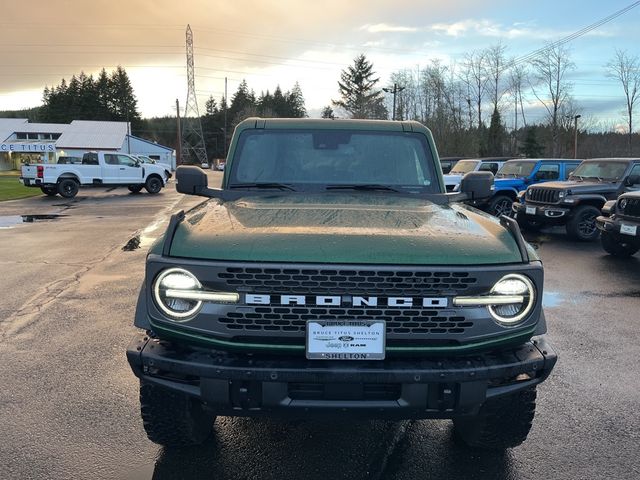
(0, 172, 639, 480)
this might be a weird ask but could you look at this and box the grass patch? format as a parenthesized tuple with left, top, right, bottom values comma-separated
(0, 177, 43, 201)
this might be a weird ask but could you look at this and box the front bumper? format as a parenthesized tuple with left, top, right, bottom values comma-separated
(596, 215, 640, 238)
(513, 202, 570, 225)
(127, 333, 557, 419)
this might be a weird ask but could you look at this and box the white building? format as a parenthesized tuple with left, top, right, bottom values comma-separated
(0, 119, 175, 171)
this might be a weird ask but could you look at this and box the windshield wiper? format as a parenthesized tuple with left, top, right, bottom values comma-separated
(326, 184, 401, 192)
(570, 175, 584, 181)
(228, 182, 296, 191)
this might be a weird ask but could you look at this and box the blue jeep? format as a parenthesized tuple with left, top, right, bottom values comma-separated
(482, 159, 583, 216)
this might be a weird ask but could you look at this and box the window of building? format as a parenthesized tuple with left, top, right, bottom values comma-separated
(16, 133, 27, 140)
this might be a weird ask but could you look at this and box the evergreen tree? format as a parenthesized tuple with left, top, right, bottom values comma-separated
(333, 54, 388, 119)
(109, 66, 141, 127)
(286, 82, 307, 117)
(321, 106, 336, 119)
(95, 69, 112, 120)
(520, 127, 545, 158)
(205, 95, 219, 115)
(486, 107, 505, 155)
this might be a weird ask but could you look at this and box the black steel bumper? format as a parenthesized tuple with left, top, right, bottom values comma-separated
(127, 333, 557, 419)
(513, 202, 570, 225)
(596, 215, 640, 237)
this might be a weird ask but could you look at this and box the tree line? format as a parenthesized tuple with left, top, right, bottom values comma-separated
(2, 43, 640, 160)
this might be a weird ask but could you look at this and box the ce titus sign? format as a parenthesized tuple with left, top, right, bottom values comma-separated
(0, 143, 56, 152)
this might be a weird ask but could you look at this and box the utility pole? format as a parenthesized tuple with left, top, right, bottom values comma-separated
(176, 98, 182, 166)
(573, 114, 581, 159)
(383, 83, 405, 121)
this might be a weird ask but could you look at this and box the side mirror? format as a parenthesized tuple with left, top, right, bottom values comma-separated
(176, 165, 208, 195)
(626, 174, 640, 186)
(460, 171, 493, 200)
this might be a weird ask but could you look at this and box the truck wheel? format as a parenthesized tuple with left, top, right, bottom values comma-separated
(145, 176, 162, 194)
(40, 186, 57, 197)
(57, 179, 79, 198)
(128, 185, 143, 193)
(601, 231, 640, 257)
(139, 382, 215, 447)
(566, 205, 600, 241)
(453, 387, 536, 450)
(488, 195, 514, 217)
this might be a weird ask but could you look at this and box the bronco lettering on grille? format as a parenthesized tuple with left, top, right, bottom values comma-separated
(245, 294, 448, 308)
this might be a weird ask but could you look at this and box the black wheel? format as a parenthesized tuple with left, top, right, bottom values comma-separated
(566, 205, 600, 241)
(516, 215, 543, 232)
(488, 195, 514, 217)
(145, 176, 163, 194)
(57, 178, 79, 198)
(40, 186, 57, 197)
(601, 231, 640, 257)
(128, 185, 143, 193)
(453, 387, 537, 450)
(139, 382, 215, 447)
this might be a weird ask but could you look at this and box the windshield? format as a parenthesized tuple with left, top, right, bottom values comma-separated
(450, 160, 480, 175)
(228, 129, 437, 193)
(496, 161, 536, 178)
(569, 161, 628, 181)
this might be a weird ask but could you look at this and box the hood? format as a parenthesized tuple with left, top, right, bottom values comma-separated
(494, 178, 526, 189)
(530, 180, 619, 194)
(168, 193, 523, 265)
(443, 174, 463, 186)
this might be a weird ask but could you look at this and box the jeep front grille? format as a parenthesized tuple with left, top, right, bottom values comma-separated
(527, 188, 560, 204)
(217, 268, 477, 295)
(621, 197, 640, 218)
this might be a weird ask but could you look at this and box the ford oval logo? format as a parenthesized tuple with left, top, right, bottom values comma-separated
(339, 336, 354, 342)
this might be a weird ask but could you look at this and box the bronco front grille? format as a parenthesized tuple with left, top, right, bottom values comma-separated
(219, 306, 472, 335)
(621, 197, 640, 218)
(527, 188, 560, 204)
(217, 268, 478, 295)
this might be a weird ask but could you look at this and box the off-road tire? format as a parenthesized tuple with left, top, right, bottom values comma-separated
(601, 231, 640, 257)
(145, 176, 163, 194)
(453, 387, 537, 450)
(516, 215, 543, 232)
(128, 184, 144, 193)
(57, 178, 79, 199)
(566, 205, 601, 241)
(488, 195, 514, 217)
(139, 382, 215, 447)
(40, 186, 57, 196)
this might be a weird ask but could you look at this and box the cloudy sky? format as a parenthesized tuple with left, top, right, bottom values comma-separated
(1, 0, 639, 128)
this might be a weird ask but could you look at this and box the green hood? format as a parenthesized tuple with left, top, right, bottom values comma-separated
(169, 194, 523, 265)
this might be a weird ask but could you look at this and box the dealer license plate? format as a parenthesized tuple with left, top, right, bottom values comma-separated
(526, 206, 536, 215)
(306, 320, 385, 360)
(620, 224, 637, 236)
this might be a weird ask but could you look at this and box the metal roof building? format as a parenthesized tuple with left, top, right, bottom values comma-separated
(0, 119, 174, 171)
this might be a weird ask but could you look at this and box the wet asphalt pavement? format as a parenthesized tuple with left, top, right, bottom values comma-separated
(0, 174, 639, 480)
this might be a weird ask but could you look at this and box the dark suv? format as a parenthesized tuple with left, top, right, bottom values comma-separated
(596, 191, 640, 256)
(513, 158, 640, 241)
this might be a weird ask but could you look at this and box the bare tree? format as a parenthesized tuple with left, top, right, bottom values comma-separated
(459, 50, 489, 128)
(485, 43, 508, 112)
(530, 43, 575, 157)
(507, 63, 528, 154)
(606, 49, 640, 155)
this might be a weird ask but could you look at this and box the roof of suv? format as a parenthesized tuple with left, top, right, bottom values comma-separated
(582, 158, 640, 163)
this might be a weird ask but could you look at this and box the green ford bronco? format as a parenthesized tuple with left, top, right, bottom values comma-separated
(127, 118, 557, 449)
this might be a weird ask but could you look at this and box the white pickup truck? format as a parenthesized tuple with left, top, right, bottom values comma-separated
(20, 151, 172, 198)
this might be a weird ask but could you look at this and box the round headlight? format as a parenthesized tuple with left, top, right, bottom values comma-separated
(558, 191, 566, 199)
(153, 268, 202, 320)
(619, 198, 628, 210)
(488, 274, 535, 325)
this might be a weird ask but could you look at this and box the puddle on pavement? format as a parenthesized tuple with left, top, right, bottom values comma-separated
(542, 291, 564, 308)
(0, 214, 67, 228)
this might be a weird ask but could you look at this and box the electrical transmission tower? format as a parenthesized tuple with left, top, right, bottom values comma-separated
(180, 24, 207, 165)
